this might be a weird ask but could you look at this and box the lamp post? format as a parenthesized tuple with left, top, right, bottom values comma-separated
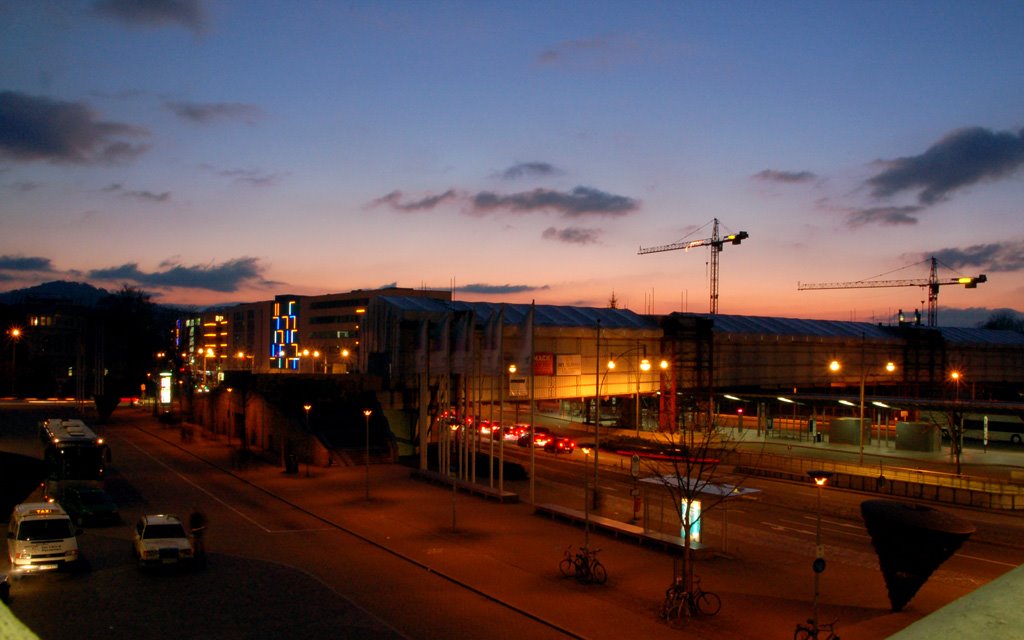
(449, 420, 460, 531)
(581, 445, 592, 549)
(828, 358, 895, 465)
(808, 470, 833, 634)
(363, 409, 373, 500)
(8, 327, 21, 396)
(637, 356, 651, 437)
(950, 370, 963, 473)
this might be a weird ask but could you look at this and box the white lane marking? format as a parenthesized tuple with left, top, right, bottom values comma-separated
(953, 553, 1020, 568)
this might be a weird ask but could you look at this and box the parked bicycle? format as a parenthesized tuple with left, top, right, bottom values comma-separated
(660, 575, 721, 622)
(794, 618, 840, 640)
(559, 545, 607, 585)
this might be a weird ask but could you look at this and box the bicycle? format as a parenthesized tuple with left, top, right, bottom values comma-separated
(559, 545, 607, 585)
(660, 576, 721, 623)
(794, 618, 840, 640)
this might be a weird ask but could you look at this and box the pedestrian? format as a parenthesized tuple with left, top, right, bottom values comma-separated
(189, 507, 207, 565)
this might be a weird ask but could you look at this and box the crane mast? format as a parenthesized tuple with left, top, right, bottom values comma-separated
(639, 218, 749, 314)
(797, 256, 986, 327)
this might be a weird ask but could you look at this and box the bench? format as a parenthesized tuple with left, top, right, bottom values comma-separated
(411, 469, 520, 503)
(534, 503, 706, 555)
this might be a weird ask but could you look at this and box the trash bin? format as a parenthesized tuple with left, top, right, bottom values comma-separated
(285, 453, 299, 474)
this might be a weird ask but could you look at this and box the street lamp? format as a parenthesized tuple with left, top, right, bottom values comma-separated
(8, 327, 21, 396)
(363, 409, 373, 500)
(449, 420, 460, 531)
(807, 470, 833, 635)
(828, 357, 895, 465)
(303, 404, 312, 475)
(581, 445, 592, 548)
(950, 370, 963, 472)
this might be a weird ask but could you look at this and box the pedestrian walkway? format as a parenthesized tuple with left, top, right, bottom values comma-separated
(133, 410, 1016, 640)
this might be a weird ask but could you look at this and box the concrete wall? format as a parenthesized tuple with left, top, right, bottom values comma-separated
(895, 421, 942, 452)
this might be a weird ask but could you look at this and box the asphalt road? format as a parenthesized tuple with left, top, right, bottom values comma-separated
(4, 402, 1024, 639)
(1, 404, 568, 640)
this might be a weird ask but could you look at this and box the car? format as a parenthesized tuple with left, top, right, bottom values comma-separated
(544, 437, 576, 454)
(503, 425, 529, 442)
(59, 486, 120, 526)
(478, 421, 502, 439)
(131, 514, 195, 568)
(8, 503, 81, 573)
(517, 427, 553, 448)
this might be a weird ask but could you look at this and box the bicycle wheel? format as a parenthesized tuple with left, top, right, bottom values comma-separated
(793, 626, 815, 640)
(559, 557, 575, 578)
(590, 561, 607, 585)
(696, 590, 721, 616)
(667, 600, 688, 624)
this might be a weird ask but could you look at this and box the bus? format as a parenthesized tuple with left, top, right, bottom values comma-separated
(961, 414, 1024, 445)
(39, 418, 111, 499)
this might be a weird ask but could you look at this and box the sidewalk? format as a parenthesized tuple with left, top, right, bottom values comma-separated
(133, 410, 991, 640)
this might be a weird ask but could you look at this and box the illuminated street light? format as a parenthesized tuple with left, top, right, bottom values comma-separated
(364, 409, 373, 500)
(303, 404, 312, 474)
(828, 357, 896, 465)
(807, 470, 833, 635)
(8, 327, 22, 396)
(581, 445, 592, 548)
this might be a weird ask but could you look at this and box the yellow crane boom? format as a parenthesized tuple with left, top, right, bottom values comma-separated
(797, 257, 986, 327)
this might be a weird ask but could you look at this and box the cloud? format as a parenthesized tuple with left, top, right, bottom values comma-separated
(537, 33, 640, 69)
(498, 162, 564, 180)
(922, 241, 1024, 273)
(165, 101, 263, 124)
(209, 166, 285, 187)
(88, 257, 273, 292)
(0, 91, 149, 164)
(371, 189, 458, 211)
(456, 283, 550, 295)
(4, 181, 41, 192)
(866, 126, 1024, 205)
(92, 0, 206, 33)
(846, 205, 923, 227)
(753, 169, 817, 184)
(542, 226, 602, 245)
(103, 183, 171, 202)
(0, 255, 55, 272)
(471, 186, 639, 217)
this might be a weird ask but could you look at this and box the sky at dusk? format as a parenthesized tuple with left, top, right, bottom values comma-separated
(2, 1, 1023, 326)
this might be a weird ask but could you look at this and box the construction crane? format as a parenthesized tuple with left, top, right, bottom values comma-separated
(639, 218, 749, 314)
(797, 256, 986, 327)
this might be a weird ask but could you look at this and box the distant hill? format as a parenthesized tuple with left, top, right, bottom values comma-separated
(0, 280, 205, 314)
(0, 280, 112, 306)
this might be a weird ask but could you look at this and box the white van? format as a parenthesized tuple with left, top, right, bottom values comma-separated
(7, 502, 81, 573)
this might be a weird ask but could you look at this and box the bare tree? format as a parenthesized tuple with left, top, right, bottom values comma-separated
(636, 409, 763, 597)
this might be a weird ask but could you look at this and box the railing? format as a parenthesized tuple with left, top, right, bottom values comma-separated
(729, 450, 1024, 510)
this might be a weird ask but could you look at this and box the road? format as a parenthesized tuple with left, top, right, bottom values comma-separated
(3, 402, 1024, 639)
(1, 405, 571, 640)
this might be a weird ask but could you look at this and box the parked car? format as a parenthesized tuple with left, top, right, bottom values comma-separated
(544, 437, 576, 454)
(131, 514, 194, 568)
(60, 486, 120, 526)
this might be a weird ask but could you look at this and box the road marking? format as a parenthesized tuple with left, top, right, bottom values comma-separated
(954, 553, 1020, 568)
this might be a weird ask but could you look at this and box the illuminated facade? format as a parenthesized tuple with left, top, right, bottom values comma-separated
(180, 287, 450, 382)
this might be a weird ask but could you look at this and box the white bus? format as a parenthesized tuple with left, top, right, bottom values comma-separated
(958, 414, 1024, 445)
(39, 418, 111, 498)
